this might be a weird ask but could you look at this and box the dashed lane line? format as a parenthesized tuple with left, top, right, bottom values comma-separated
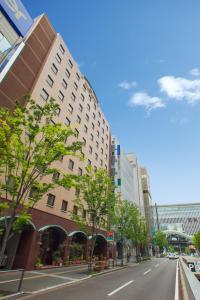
(144, 269, 152, 275)
(107, 280, 135, 296)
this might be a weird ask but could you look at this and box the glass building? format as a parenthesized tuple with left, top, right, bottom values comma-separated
(153, 203, 200, 236)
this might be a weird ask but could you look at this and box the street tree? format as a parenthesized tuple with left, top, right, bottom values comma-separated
(72, 166, 116, 271)
(0, 97, 82, 266)
(155, 230, 168, 253)
(192, 231, 200, 253)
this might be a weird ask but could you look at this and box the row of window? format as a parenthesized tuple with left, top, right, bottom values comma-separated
(68, 158, 107, 170)
(47, 194, 83, 215)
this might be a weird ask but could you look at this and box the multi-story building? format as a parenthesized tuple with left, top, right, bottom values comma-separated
(140, 167, 153, 254)
(126, 153, 145, 215)
(0, 1, 111, 269)
(111, 137, 145, 215)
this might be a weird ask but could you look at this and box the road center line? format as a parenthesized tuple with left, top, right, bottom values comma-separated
(144, 269, 152, 275)
(155, 264, 159, 268)
(107, 280, 134, 296)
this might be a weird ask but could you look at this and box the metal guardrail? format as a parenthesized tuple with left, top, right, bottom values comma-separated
(179, 257, 200, 300)
(0, 269, 25, 296)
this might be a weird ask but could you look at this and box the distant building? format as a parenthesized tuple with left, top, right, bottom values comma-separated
(111, 137, 145, 215)
(153, 203, 200, 236)
(140, 168, 153, 233)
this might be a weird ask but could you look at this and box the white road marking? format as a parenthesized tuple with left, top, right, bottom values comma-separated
(174, 260, 179, 300)
(107, 280, 134, 296)
(155, 264, 159, 268)
(144, 269, 152, 275)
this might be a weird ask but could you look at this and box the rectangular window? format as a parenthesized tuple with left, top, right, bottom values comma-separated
(51, 63, 58, 75)
(94, 103, 97, 110)
(98, 112, 101, 118)
(66, 68, 71, 78)
(83, 84, 86, 92)
(73, 205, 78, 215)
(84, 125, 88, 133)
(93, 112, 96, 120)
(56, 53, 62, 64)
(40, 88, 49, 101)
(87, 159, 91, 166)
(65, 117, 71, 126)
(79, 104, 83, 112)
(58, 90, 64, 101)
(56, 108, 61, 116)
(100, 159, 103, 166)
(101, 148, 103, 154)
(71, 92, 76, 101)
(95, 153, 98, 160)
(68, 59, 73, 69)
(75, 128, 79, 137)
(87, 104, 90, 111)
(61, 200, 68, 212)
(52, 172, 60, 181)
(74, 82, 78, 91)
(62, 78, 67, 89)
(101, 137, 104, 143)
(85, 114, 89, 122)
(47, 193, 55, 207)
(90, 133, 94, 141)
(59, 44, 65, 54)
(89, 146, 92, 154)
(68, 104, 73, 114)
(76, 73, 80, 81)
(83, 137, 86, 145)
(98, 121, 100, 127)
(96, 141, 99, 148)
(92, 123, 95, 130)
(82, 209, 86, 219)
(106, 143, 108, 149)
(68, 159, 74, 170)
(76, 115, 81, 124)
(102, 128, 104, 134)
(46, 75, 54, 87)
(81, 94, 85, 102)
(97, 130, 100, 137)
(78, 167, 83, 176)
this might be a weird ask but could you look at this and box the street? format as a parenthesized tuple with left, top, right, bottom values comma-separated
(21, 258, 177, 300)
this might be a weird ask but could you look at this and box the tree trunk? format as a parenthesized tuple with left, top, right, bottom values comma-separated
(0, 216, 15, 267)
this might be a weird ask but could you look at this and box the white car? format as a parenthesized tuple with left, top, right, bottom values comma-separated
(168, 253, 179, 259)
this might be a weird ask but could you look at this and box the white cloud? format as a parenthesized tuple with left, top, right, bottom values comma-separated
(189, 68, 200, 77)
(158, 76, 200, 103)
(129, 92, 165, 111)
(119, 80, 137, 90)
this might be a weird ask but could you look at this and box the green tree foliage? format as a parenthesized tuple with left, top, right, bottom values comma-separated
(72, 166, 116, 271)
(0, 97, 82, 265)
(167, 245, 175, 253)
(155, 230, 168, 253)
(192, 231, 200, 253)
(113, 200, 149, 259)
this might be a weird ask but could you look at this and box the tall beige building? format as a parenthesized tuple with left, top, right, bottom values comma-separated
(0, 13, 110, 269)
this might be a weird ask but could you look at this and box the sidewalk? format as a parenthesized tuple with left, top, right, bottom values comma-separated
(0, 264, 125, 298)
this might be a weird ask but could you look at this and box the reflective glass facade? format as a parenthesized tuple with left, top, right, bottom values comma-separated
(153, 203, 200, 236)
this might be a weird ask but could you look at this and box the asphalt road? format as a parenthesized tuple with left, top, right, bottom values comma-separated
(21, 258, 177, 300)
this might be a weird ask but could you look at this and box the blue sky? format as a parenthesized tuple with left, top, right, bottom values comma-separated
(24, 0, 200, 205)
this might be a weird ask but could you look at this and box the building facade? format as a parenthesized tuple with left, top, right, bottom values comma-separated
(153, 203, 200, 236)
(0, 1, 111, 269)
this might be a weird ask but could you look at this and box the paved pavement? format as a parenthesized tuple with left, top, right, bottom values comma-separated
(18, 258, 177, 300)
(0, 264, 90, 294)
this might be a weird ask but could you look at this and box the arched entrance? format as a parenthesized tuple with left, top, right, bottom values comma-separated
(93, 234, 107, 259)
(39, 225, 67, 265)
(0, 216, 36, 269)
(69, 231, 87, 262)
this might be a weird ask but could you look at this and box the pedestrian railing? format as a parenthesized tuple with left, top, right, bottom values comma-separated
(179, 257, 200, 300)
(0, 269, 25, 297)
